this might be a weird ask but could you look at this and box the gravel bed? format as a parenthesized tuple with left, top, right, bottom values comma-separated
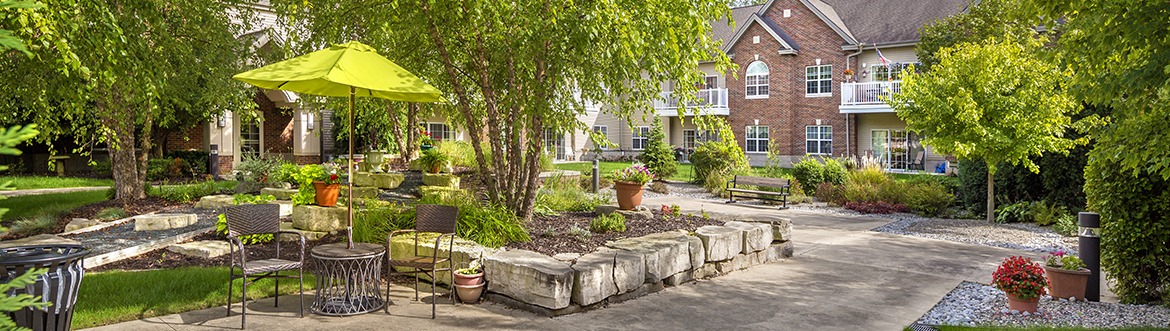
(918, 281, 1170, 328)
(380, 171, 423, 202)
(63, 208, 217, 256)
(641, 181, 719, 200)
(871, 213, 1076, 253)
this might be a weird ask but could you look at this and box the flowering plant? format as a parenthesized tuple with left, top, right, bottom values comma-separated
(992, 256, 1048, 300)
(612, 164, 655, 185)
(1043, 250, 1086, 271)
(843, 69, 855, 76)
(318, 161, 347, 185)
(419, 130, 435, 146)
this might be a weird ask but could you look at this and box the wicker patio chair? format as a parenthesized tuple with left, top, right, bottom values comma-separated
(385, 204, 459, 318)
(224, 204, 306, 329)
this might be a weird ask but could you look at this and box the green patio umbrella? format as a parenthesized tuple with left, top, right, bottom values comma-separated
(234, 41, 443, 249)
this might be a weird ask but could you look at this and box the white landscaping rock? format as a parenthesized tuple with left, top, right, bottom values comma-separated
(594, 205, 655, 221)
(571, 250, 617, 306)
(64, 218, 101, 232)
(194, 195, 234, 210)
(134, 213, 198, 231)
(695, 225, 742, 262)
(272, 201, 293, 218)
(167, 240, 232, 258)
(484, 249, 574, 309)
(725, 221, 773, 254)
(685, 234, 705, 270)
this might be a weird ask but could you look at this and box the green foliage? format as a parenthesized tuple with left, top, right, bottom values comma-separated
(995, 201, 1033, 224)
(291, 164, 325, 206)
(702, 168, 736, 198)
(690, 118, 747, 184)
(891, 40, 1081, 222)
(539, 152, 555, 172)
(147, 180, 225, 203)
(0, 267, 48, 331)
(231, 194, 275, 205)
(612, 165, 654, 185)
(590, 213, 627, 234)
(93, 207, 127, 221)
(235, 155, 283, 183)
(163, 150, 209, 175)
(915, 0, 1034, 71)
(535, 177, 610, 212)
(215, 212, 273, 245)
(792, 156, 847, 195)
(1028, 201, 1066, 226)
(1084, 153, 1170, 304)
(416, 193, 531, 248)
(438, 141, 478, 168)
(1052, 214, 1077, 237)
(145, 158, 193, 181)
(353, 200, 414, 244)
(905, 181, 954, 217)
(271, 163, 301, 187)
(9, 215, 56, 236)
(637, 119, 677, 179)
(418, 149, 450, 174)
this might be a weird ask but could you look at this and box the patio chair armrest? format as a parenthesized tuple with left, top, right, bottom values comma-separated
(276, 230, 307, 262)
(227, 236, 247, 267)
(432, 233, 457, 260)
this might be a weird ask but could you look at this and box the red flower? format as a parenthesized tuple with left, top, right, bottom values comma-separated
(330, 174, 339, 181)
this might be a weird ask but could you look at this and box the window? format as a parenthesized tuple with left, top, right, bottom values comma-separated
(543, 129, 565, 160)
(426, 123, 453, 142)
(745, 126, 769, 153)
(632, 126, 650, 150)
(745, 61, 769, 98)
(683, 129, 719, 150)
(873, 62, 921, 81)
(806, 126, 833, 155)
(240, 120, 261, 160)
(592, 125, 609, 150)
(700, 76, 717, 90)
(806, 65, 832, 96)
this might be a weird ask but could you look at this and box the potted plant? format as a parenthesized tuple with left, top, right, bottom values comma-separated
(420, 130, 435, 151)
(843, 68, 855, 82)
(1043, 250, 1090, 300)
(992, 256, 1048, 313)
(612, 164, 655, 210)
(453, 260, 484, 303)
(312, 164, 343, 207)
(418, 149, 449, 174)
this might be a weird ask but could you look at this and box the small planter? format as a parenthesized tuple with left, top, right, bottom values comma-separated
(1005, 293, 1040, 313)
(313, 181, 340, 207)
(453, 272, 484, 303)
(613, 181, 645, 210)
(1045, 265, 1090, 300)
(421, 144, 434, 152)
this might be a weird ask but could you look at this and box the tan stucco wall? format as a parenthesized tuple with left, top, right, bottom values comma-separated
(855, 112, 947, 171)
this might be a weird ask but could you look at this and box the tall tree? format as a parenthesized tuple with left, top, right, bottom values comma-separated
(915, 0, 1034, 71)
(0, 0, 254, 201)
(275, 0, 732, 220)
(889, 41, 1080, 223)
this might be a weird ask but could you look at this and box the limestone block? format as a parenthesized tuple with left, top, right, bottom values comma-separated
(0, 234, 79, 249)
(738, 217, 793, 242)
(606, 232, 691, 282)
(552, 253, 581, 262)
(608, 248, 645, 294)
(764, 240, 794, 262)
(714, 253, 751, 274)
(389, 234, 503, 285)
(134, 213, 198, 231)
(195, 195, 234, 210)
(664, 270, 694, 286)
(691, 263, 719, 279)
(292, 205, 347, 232)
(339, 186, 379, 200)
(373, 172, 405, 189)
(484, 249, 574, 309)
(279, 222, 329, 241)
(352, 172, 376, 187)
(685, 234, 705, 270)
(571, 250, 617, 306)
(594, 205, 654, 221)
(167, 240, 232, 258)
(695, 226, 741, 262)
(422, 173, 460, 188)
(259, 187, 298, 200)
(418, 186, 473, 201)
(725, 221, 773, 254)
(64, 218, 100, 232)
(270, 201, 293, 218)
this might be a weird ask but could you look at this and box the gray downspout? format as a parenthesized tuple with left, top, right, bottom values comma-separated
(844, 43, 864, 158)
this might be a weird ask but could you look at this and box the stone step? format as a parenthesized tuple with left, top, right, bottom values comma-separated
(195, 195, 234, 210)
(279, 222, 330, 241)
(64, 218, 101, 232)
(134, 213, 198, 231)
(167, 240, 231, 258)
(292, 205, 348, 232)
(260, 187, 298, 200)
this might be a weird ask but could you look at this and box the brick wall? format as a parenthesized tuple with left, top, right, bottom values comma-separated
(294, 155, 318, 165)
(255, 91, 294, 154)
(164, 125, 206, 152)
(725, 0, 853, 166)
(216, 155, 233, 176)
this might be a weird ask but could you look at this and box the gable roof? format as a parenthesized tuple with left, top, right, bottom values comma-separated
(822, 0, 969, 46)
(710, 4, 765, 48)
(720, 13, 799, 54)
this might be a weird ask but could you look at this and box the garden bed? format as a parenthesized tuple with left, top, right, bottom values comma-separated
(507, 210, 724, 257)
(63, 207, 216, 256)
(917, 281, 1170, 329)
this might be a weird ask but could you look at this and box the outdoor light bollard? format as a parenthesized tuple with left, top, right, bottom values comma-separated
(210, 145, 219, 179)
(1078, 211, 1101, 301)
(592, 159, 600, 193)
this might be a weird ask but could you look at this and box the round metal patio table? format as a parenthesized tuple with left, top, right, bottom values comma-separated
(310, 243, 385, 316)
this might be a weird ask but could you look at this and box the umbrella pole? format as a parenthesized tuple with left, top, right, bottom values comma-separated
(347, 86, 355, 249)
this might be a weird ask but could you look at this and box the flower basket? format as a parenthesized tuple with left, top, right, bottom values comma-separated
(992, 256, 1047, 313)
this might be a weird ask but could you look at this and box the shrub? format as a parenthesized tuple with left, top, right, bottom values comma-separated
(792, 157, 824, 193)
(648, 181, 669, 194)
(148, 180, 225, 202)
(235, 154, 282, 183)
(1085, 154, 1170, 304)
(905, 181, 954, 217)
(437, 141, 478, 168)
(821, 158, 849, 187)
(539, 152, 554, 172)
(849, 165, 889, 186)
(690, 119, 747, 183)
(91, 160, 111, 176)
(702, 168, 736, 198)
(270, 163, 301, 187)
(146, 159, 175, 181)
(814, 182, 842, 205)
(590, 213, 627, 233)
(995, 201, 1033, 224)
(418, 148, 450, 173)
(1052, 214, 1077, 237)
(417, 192, 530, 248)
(164, 150, 209, 175)
(93, 207, 127, 221)
(353, 200, 414, 244)
(535, 184, 610, 212)
(844, 201, 909, 214)
(1028, 200, 1066, 226)
(232, 193, 276, 205)
(637, 119, 678, 179)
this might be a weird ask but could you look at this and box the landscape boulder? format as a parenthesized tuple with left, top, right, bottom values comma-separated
(606, 232, 692, 282)
(167, 240, 232, 258)
(724, 221, 773, 254)
(484, 249, 574, 309)
(259, 187, 298, 200)
(571, 250, 617, 306)
(339, 186, 379, 200)
(134, 213, 198, 231)
(64, 218, 101, 232)
(694, 225, 741, 262)
(389, 234, 502, 285)
(194, 195, 234, 210)
(738, 217, 793, 242)
(291, 205, 347, 232)
(594, 205, 654, 221)
(422, 173, 460, 188)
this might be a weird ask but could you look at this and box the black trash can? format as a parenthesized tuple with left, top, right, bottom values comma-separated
(1, 244, 88, 331)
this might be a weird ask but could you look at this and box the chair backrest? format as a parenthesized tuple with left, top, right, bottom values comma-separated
(224, 204, 280, 237)
(415, 204, 458, 234)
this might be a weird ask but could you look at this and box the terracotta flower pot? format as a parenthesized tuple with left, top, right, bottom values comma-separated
(613, 181, 645, 210)
(1045, 265, 1090, 300)
(454, 282, 485, 303)
(313, 181, 340, 207)
(1006, 292, 1040, 313)
(453, 272, 483, 286)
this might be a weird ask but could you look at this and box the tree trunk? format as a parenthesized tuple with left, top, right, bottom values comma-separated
(387, 103, 405, 157)
(406, 103, 419, 161)
(99, 89, 146, 202)
(987, 169, 995, 223)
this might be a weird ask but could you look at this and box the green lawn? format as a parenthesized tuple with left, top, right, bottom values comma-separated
(74, 267, 316, 329)
(0, 176, 113, 190)
(911, 326, 1168, 331)
(0, 190, 109, 221)
(554, 161, 697, 181)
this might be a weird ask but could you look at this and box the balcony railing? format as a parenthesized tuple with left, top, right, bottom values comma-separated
(841, 81, 902, 106)
(654, 88, 728, 111)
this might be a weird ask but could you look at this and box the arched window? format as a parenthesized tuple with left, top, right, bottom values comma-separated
(745, 61, 769, 98)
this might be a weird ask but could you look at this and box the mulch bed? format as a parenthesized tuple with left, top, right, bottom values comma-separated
(507, 210, 724, 256)
(2, 197, 187, 240)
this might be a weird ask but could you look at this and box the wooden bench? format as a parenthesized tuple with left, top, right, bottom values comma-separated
(725, 175, 790, 209)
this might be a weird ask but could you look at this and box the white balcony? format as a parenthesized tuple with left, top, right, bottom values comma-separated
(654, 88, 729, 116)
(840, 81, 901, 113)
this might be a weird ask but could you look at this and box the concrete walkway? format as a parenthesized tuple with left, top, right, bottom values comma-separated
(0, 186, 108, 197)
(89, 197, 1051, 331)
